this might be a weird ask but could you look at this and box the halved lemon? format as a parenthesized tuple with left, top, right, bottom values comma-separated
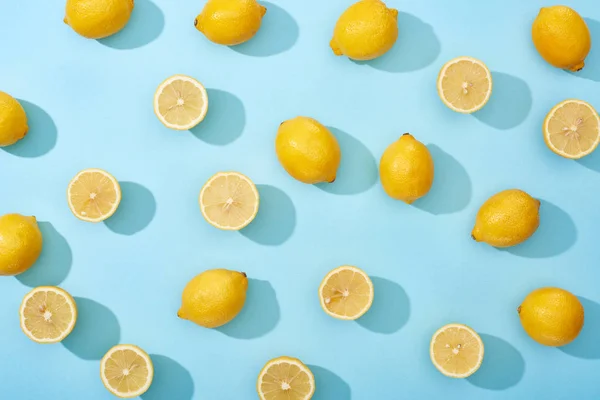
(20, 286, 77, 344)
(257, 356, 315, 400)
(154, 74, 208, 130)
(430, 323, 484, 378)
(318, 266, 374, 320)
(67, 168, 121, 222)
(100, 344, 154, 399)
(437, 56, 492, 114)
(199, 172, 260, 231)
(543, 99, 600, 159)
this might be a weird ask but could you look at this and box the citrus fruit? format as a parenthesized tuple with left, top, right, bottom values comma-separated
(0, 214, 43, 276)
(257, 356, 315, 400)
(64, 0, 134, 39)
(472, 189, 540, 248)
(199, 172, 259, 231)
(100, 344, 154, 398)
(0, 91, 28, 147)
(430, 323, 484, 378)
(518, 287, 584, 347)
(20, 286, 77, 344)
(67, 168, 121, 222)
(330, 0, 398, 61)
(318, 266, 374, 320)
(532, 6, 591, 71)
(154, 74, 209, 131)
(380, 133, 434, 204)
(178, 269, 248, 328)
(276, 117, 341, 184)
(194, 0, 266, 46)
(543, 99, 600, 159)
(437, 56, 492, 114)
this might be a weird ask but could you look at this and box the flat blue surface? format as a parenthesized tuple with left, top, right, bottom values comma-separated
(1, 0, 600, 399)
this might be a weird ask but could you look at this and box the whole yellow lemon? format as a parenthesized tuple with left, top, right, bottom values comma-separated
(472, 189, 540, 247)
(178, 269, 248, 328)
(276, 117, 341, 184)
(0, 214, 43, 276)
(532, 6, 591, 71)
(330, 0, 398, 61)
(64, 0, 134, 39)
(518, 287, 584, 347)
(379, 134, 434, 203)
(0, 91, 28, 147)
(195, 0, 266, 46)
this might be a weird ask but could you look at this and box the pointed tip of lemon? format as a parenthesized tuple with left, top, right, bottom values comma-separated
(569, 61, 585, 72)
(389, 8, 398, 18)
(330, 39, 342, 56)
(260, 5, 267, 16)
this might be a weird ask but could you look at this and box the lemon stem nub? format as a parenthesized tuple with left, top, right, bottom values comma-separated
(194, 18, 198, 26)
(241, 272, 247, 278)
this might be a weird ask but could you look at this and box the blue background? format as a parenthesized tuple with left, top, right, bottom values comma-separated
(1, 0, 600, 398)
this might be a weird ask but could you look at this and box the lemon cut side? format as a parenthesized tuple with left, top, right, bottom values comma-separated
(437, 56, 492, 114)
(257, 356, 315, 400)
(199, 172, 260, 231)
(100, 344, 154, 399)
(67, 168, 121, 222)
(543, 99, 600, 159)
(20, 286, 77, 344)
(318, 266, 374, 320)
(154, 74, 208, 130)
(430, 323, 484, 378)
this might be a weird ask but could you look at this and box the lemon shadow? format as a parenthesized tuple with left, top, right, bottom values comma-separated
(16, 222, 72, 287)
(315, 127, 377, 195)
(356, 277, 409, 334)
(189, 89, 245, 146)
(142, 355, 194, 400)
(230, 2, 298, 57)
(98, 0, 164, 49)
(105, 182, 156, 235)
(467, 334, 525, 390)
(2, 100, 56, 158)
(559, 297, 600, 359)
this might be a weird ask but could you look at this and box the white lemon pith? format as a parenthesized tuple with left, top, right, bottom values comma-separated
(199, 172, 260, 230)
(257, 356, 315, 400)
(100, 344, 154, 398)
(319, 266, 374, 320)
(20, 286, 77, 344)
(154, 74, 208, 130)
(430, 323, 484, 378)
(67, 168, 121, 222)
(437, 57, 492, 114)
(544, 99, 600, 159)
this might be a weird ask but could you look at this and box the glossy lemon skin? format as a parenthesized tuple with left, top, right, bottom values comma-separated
(379, 134, 434, 203)
(64, 0, 134, 39)
(532, 6, 591, 71)
(0, 214, 43, 276)
(195, 0, 266, 46)
(178, 269, 248, 328)
(519, 287, 584, 347)
(276, 116, 341, 184)
(472, 189, 540, 248)
(0, 91, 28, 147)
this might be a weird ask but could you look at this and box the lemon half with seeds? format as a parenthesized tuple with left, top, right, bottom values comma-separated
(199, 172, 259, 230)
(257, 356, 315, 400)
(437, 56, 492, 114)
(430, 323, 484, 378)
(67, 168, 121, 222)
(100, 344, 154, 398)
(319, 266, 374, 320)
(154, 74, 209, 130)
(543, 99, 600, 159)
(20, 286, 77, 344)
